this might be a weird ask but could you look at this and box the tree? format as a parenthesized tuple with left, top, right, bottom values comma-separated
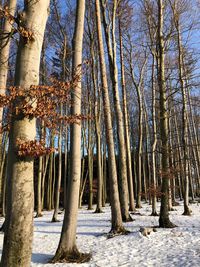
(51, 0, 90, 263)
(95, 0, 126, 233)
(118, 17, 135, 212)
(0, 0, 50, 266)
(158, 0, 176, 228)
(0, 0, 17, 214)
(101, 0, 131, 221)
(169, 0, 191, 215)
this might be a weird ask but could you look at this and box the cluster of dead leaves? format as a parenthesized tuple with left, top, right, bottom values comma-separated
(0, 5, 34, 42)
(16, 139, 55, 158)
(0, 75, 90, 131)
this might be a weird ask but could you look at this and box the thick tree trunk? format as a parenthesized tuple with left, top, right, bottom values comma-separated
(0, 1, 50, 266)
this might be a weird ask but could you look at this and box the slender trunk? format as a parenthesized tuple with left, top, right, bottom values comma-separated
(41, 154, 49, 209)
(0, 0, 17, 215)
(119, 19, 135, 212)
(187, 90, 200, 180)
(151, 53, 158, 215)
(90, 38, 103, 213)
(130, 65, 143, 209)
(101, 0, 130, 221)
(95, 0, 126, 233)
(102, 142, 107, 206)
(47, 144, 53, 210)
(0, 133, 8, 217)
(36, 156, 43, 217)
(36, 123, 45, 217)
(158, 0, 175, 228)
(175, 13, 191, 215)
(52, 116, 63, 222)
(52, 1, 90, 262)
(64, 128, 68, 208)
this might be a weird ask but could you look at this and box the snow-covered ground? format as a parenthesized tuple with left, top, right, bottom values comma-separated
(0, 202, 200, 266)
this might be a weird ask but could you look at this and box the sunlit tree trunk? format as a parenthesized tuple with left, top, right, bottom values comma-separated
(101, 0, 130, 221)
(0, 1, 50, 266)
(95, 0, 126, 233)
(52, 1, 90, 262)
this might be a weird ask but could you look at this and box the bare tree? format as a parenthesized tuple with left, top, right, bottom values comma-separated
(95, 0, 126, 233)
(51, 0, 91, 263)
(158, 0, 176, 228)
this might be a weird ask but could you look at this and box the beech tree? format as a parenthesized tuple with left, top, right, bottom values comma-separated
(157, 0, 176, 228)
(0, 0, 50, 266)
(0, 0, 17, 214)
(95, 0, 126, 234)
(51, 0, 91, 263)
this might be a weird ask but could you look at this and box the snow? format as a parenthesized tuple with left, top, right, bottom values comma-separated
(0, 202, 200, 266)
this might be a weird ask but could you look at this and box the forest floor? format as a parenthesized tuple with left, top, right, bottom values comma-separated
(0, 201, 200, 266)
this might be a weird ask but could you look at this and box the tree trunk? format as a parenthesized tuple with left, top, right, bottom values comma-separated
(119, 19, 135, 212)
(36, 155, 43, 217)
(52, 1, 90, 263)
(95, 0, 126, 233)
(158, 0, 175, 228)
(52, 117, 63, 222)
(173, 7, 191, 215)
(0, 1, 50, 266)
(101, 0, 130, 222)
(90, 37, 103, 213)
(0, 0, 17, 215)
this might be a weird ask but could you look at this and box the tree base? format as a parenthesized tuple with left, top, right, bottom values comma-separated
(129, 207, 136, 212)
(122, 214, 134, 222)
(107, 226, 129, 238)
(150, 211, 159, 216)
(159, 217, 176, 228)
(135, 204, 142, 209)
(94, 208, 104, 213)
(50, 248, 91, 264)
(51, 217, 60, 223)
(182, 207, 192, 216)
